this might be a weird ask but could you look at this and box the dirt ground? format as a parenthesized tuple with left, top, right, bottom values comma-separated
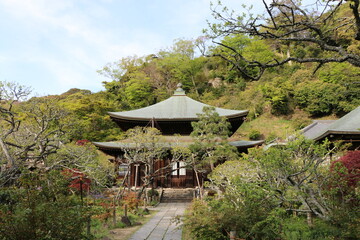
(107, 212, 156, 240)
(107, 226, 140, 240)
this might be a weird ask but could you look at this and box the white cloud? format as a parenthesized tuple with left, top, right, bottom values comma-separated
(0, 0, 272, 95)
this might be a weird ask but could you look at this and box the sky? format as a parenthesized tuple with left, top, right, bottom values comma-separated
(0, 0, 271, 96)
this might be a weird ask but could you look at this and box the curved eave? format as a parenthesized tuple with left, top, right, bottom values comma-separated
(93, 141, 189, 150)
(109, 111, 248, 136)
(93, 142, 124, 150)
(229, 140, 264, 148)
(314, 130, 360, 141)
(108, 110, 249, 122)
(94, 139, 264, 156)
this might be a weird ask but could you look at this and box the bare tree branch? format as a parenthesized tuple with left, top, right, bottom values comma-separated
(206, 0, 360, 79)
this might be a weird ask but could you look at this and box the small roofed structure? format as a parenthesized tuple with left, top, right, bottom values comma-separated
(108, 83, 248, 135)
(302, 106, 360, 149)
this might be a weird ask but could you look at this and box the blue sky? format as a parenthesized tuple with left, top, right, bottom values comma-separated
(0, 0, 268, 96)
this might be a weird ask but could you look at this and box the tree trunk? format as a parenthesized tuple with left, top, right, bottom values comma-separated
(194, 168, 203, 199)
(0, 137, 15, 167)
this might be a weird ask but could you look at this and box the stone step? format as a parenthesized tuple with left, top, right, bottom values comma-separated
(161, 188, 194, 203)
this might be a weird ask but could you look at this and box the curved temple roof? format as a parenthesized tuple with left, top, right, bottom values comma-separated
(302, 106, 360, 141)
(108, 88, 248, 121)
(93, 139, 264, 156)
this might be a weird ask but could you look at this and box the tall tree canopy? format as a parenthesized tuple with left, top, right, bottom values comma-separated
(206, 0, 360, 79)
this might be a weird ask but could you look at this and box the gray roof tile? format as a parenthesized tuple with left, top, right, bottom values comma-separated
(108, 95, 248, 120)
(302, 106, 360, 140)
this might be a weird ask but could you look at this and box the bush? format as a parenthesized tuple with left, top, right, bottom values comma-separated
(0, 171, 89, 240)
(282, 217, 338, 240)
(249, 129, 262, 140)
(182, 199, 227, 240)
(122, 192, 141, 211)
(294, 81, 346, 116)
(270, 94, 290, 115)
(331, 150, 360, 187)
(147, 189, 159, 197)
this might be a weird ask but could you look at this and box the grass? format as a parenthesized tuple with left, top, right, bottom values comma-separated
(90, 208, 157, 240)
(233, 108, 317, 142)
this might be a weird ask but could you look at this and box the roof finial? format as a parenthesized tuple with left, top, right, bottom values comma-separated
(174, 83, 186, 95)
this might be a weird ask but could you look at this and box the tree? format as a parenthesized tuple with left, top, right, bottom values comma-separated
(183, 137, 359, 239)
(327, 150, 360, 238)
(191, 106, 238, 171)
(189, 106, 238, 198)
(121, 127, 168, 198)
(0, 83, 72, 186)
(58, 90, 123, 142)
(331, 150, 360, 188)
(206, 0, 360, 80)
(0, 81, 31, 168)
(0, 82, 97, 187)
(242, 137, 341, 220)
(47, 142, 113, 188)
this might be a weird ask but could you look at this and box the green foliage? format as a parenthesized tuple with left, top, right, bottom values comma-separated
(191, 106, 231, 140)
(124, 75, 154, 109)
(294, 81, 346, 116)
(183, 199, 228, 240)
(190, 107, 238, 171)
(184, 137, 359, 239)
(0, 170, 89, 240)
(47, 142, 113, 188)
(259, 77, 293, 115)
(147, 189, 159, 197)
(58, 90, 123, 141)
(281, 217, 338, 240)
(248, 129, 261, 140)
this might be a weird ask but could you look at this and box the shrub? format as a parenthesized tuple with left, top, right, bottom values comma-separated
(0, 171, 89, 240)
(147, 189, 159, 197)
(122, 192, 141, 211)
(248, 129, 262, 140)
(331, 150, 360, 187)
(182, 199, 227, 240)
(62, 168, 91, 193)
(282, 217, 338, 240)
(294, 81, 346, 116)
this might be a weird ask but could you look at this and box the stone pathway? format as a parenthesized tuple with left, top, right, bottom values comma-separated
(128, 202, 189, 240)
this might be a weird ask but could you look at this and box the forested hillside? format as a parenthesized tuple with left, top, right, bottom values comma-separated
(44, 36, 358, 142)
(21, 2, 350, 142)
(13, 2, 357, 143)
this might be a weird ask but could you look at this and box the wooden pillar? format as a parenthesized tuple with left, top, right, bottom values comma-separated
(134, 164, 140, 189)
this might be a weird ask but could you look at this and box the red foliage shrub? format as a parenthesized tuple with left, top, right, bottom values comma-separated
(122, 192, 141, 210)
(62, 168, 91, 192)
(93, 200, 113, 221)
(75, 139, 90, 146)
(330, 151, 360, 187)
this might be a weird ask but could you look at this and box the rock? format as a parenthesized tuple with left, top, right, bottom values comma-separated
(121, 216, 132, 226)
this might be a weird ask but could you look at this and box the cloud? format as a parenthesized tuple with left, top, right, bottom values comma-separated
(0, 0, 268, 95)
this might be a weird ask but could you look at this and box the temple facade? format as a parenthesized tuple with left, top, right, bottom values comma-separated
(94, 84, 263, 188)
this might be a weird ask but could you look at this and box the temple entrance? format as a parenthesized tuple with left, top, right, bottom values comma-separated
(171, 161, 186, 188)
